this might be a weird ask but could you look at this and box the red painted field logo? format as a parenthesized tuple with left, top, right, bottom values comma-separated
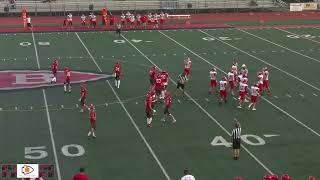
(0, 70, 112, 90)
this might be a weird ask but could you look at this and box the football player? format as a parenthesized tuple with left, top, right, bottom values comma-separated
(87, 104, 96, 138)
(219, 76, 228, 104)
(237, 78, 248, 109)
(161, 91, 176, 123)
(248, 83, 259, 111)
(79, 83, 88, 112)
(114, 62, 121, 89)
(50, 58, 58, 83)
(64, 67, 71, 93)
(209, 68, 217, 95)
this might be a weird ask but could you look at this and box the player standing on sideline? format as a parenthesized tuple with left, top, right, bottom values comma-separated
(109, 12, 115, 26)
(146, 93, 156, 128)
(160, 70, 169, 100)
(208, 68, 217, 95)
(263, 67, 271, 95)
(116, 23, 122, 37)
(231, 120, 241, 160)
(153, 13, 159, 29)
(176, 72, 187, 97)
(121, 13, 126, 26)
(149, 66, 157, 85)
(161, 91, 176, 123)
(50, 58, 58, 83)
(248, 83, 259, 111)
(181, 169, 195, 180)
(64, 67, 71, 93)
(257, 71, 264, 95)
(228, 69, 235, 95)
(67, 13, 73, 28)
(79, 83, 88, 112)
(159, 11, 165, 27)
(26, 16, 32, 30)
(87, 104, 96, 138)
(80, 14, 86, 27)
(89, 13, 96, 29)
(237, 79, 248, 109)
(184, 57, 192, 80)
(136, 14, 141, 27)
(219, 76, 228, 104)
(113, 61, 121, 89)
(73, 168, 89, 180)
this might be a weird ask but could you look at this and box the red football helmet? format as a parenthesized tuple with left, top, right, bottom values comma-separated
(165, 90, 171, 97)
(271, 174, 279, 180)
(222, 76, 227, 81)
(242, 78, 248, 84)
(235, 176, 242, 180)
(281, 174, 290, 180)
(89, 104, 95, 111)
(264, 175, 272, 180)
(308, 176, 316, 180)
(64, 67, 70, 72)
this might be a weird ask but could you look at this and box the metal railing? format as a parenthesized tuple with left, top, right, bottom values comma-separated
(0, 0, 279, 13)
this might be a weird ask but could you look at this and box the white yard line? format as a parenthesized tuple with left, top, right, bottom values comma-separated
(237, 28, 320, 63)
(159, 30, 320, 138)
(275, 28, 320, 45)
(75, 32, 171, 180)
(31, 30, 62, 180)
(199, 30, 320, 92)
(121, 33, 273, 174)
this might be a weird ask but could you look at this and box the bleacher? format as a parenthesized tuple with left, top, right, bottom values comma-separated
(0, 0, 279, 13)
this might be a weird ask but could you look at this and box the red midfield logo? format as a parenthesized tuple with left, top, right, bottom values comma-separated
(0, 70, 112, 90)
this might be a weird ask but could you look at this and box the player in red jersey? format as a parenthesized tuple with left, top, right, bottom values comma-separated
(184, 57, 192, 80)
(236, 176, 242, 180)
(237, 78, 248, 109)
(79, 83, 88, 112)
(64, 67, 71, 93)
(114, 62, 121, 89)
(219, 76, 228, 104)
(50, 58, 58, 83)
(73, 168, 89, 180)
(109, 12, 115, 26)
(146, 93, 156, 128)
(209, 68, 217, 95)
(263, 67, 271, 95)
(281, 174, 290, 180)
(87, 104, 96, 138)
(257, 71, 264, 95)
(155, 73, 162, 99)
(160, 70, 169, 100)
(248, 83, 259, 111)
(161, 91, 176, 123)
(149, 84, 158, 107)
(149, 66, 157, 85)
(308, 176, 316, 180)
(228, 69, 235, 95)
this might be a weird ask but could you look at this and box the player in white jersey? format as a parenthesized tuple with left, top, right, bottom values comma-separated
(153, 13, 159, 28)
(121, 13, 126, 26)
(80, 14, 86, 27)
(67, 13, 73, 27)
(209, 68, 217, 95)
(237, 79, 248, 108)
(263, 67, 271, 95)
(184, 57, 192, 80)
(181, 169, 195, 180)
(257, 71, 264, 94)
(219, 76, 228, 104)
(129, 14, 135, 28)
(240, 64, 248, 77)
(227, 69, 235, 95)
(147, 13, 152, 24)
(248, 84, 259, 111)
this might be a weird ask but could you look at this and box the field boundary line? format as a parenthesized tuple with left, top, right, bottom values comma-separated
(160, 30, 320, 138)
(121, 33, 273, 174)
(237, 28, 320, 63)
(31, 30, 62, 180)
(275, 28, 320, 44)
(200, 30, 320, 92)
(75, 32, 171, 180)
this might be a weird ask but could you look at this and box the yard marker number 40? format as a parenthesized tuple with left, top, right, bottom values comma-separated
(25, 144, 85, 159)
(211, 134, 266, 147)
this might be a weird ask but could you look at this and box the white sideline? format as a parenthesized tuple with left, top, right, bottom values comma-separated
(75, 32, 171, 180)
(237, 28, 320, 63)
(275, 28, 320, 44)
(160, 30, 320, 138)
(121, 33, 273, 174)
(31, 30, 62, 180)
(200, 30, 320, 92)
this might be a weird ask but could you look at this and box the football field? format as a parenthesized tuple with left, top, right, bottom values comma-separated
(0, 27, 320, 179)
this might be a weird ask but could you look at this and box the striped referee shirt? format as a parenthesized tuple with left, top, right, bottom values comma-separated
(231, 127, 241, 140)
(178, 74, 187, 84)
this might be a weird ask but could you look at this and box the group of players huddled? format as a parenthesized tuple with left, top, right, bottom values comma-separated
(50, 54, 271, 132)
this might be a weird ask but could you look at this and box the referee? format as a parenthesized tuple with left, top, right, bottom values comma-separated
(231, 120, 241, 160)
(116, 23, 121, 37)
(176, 72, 187, 97)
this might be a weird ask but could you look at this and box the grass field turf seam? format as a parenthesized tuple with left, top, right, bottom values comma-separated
(200, 30, 320, 92)
(160, 30, 320, 138)
(120, 33, 274, 175)
(75, 32, 172, 180)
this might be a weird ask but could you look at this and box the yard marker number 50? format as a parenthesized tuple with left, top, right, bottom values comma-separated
(25, 144, 85, 159)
